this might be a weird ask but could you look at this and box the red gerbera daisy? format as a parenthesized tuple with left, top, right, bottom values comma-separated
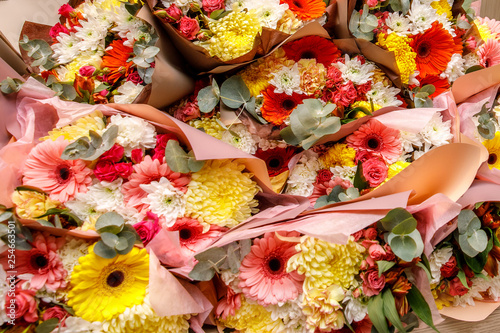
(261, 85, 306, 125)
(410, 22, 455, 77)
(254, 147, 298, 177)
(283, 36, 341, 66)
(280, 0, 326, 21)
(102, 39, 134, 85)
(412, 74, 450, 99)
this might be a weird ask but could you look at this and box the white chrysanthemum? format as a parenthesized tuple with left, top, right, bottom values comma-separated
(256, 137, 288, 151)
(330, 165, 356, 182)
(243, 0, 288, 29)
(114, 81, 145, 105)
(0, 266, 8, 325)
(161, 0, 201, 15)
(108, 114, 156, 155)
(385, 12, 411, 35)
(56, 50, 104, 82)
(400, 130, 423, 155)
(52, 33, 81, 64)
(464, 53, 481, 70)
(286, 152, 321, 197)
(65, 200, 100, 225)
(269, 63, 303, 95)
(74, 19, 107, 51)
(366, 82, 402, 108)
(418, 112, 453, 150)
(440, 53, 465, 83)
(81, 179, 125, 213)
(408, 1, 439, 34)
(335, 55, 375, 85)
(429, 247, 453, 285)
(221, 270, 243, 294)
(81, 1, 114, 27)
(111, 5, 152, 47)
(58, 238, 90, 280)
(436, 13, 456, 37)
(268, 296, 308, 333)
(57, 316, 103, 333)
(343, 291, 368, 324)
(221, 124, 258, 154)
(140, 177, 186, 228)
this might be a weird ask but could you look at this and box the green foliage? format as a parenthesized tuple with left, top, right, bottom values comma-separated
(377, 260, 396, 276)
(0, 77, 23, 94)
(367, 293, 389, 333)
(20, 35, 56, 69)
(61, 126, 118, 161)
(132, 36, 160, 69)
(0, 211, 33, 251)
(406, 285, 439, 332)
(35, 207, 83, 228)
(349, 5, 378, 40)
(410, 84, 435, 108)
(474, 101, 499, 140)
(389, 0, 410, 14)
(280, 99, 340, 149)
(197, 79, 220, 113)
(455, 210, 488, 257)
(35, 318, 60, 333)
(463, 227, 494, 274)
(93, 212, 140, 259)
(314, 186, 360, 208)
(353, 161, 369, 191)
(164, 140, 205, 173)
(220, 75, 252, 109)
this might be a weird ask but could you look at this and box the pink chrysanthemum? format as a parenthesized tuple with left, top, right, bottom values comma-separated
(478, 38, 500, 68)
(238, 231, 304, 306)
(167, 217, 227, 256)
(310, 177, 353, 206)
(1, 232, 67, 292)
(22, 137, 92, 202)
(346, 119, 401, 164)
(122, 155, 191, 212)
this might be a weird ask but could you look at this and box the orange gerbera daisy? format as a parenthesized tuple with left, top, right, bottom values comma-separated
(410, 22, 455, 77)
(280, 0, 326, 21)
(261, 85, 306, 126)
(283, 36, 341, 66)
(102, 39, 134, 85)
(412, 74, 450, 99)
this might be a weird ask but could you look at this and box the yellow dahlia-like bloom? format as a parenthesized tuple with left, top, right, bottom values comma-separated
(188, 116, 225, 139)
(185, 159, 260, 229)
(43, 110, 106, 142)
(431, 0, 452, 19)
(319, 143, 357, 168)
(475, 20, 497, 42)
(207, 10, 262, 61)
(377, 33, 416, 85)
(219, 296, 285, 333)
(287, 236, 365, 291)
(11, 190, 60, 220)
(276, 9, 303, 34)
(103, 293, 191, 333)
(298, 59, 326, 95)
(483, 131, 500, 170)
(387, 161, 410, 179)
(67, 246, 149, 322)
(302, 284, 345, 331)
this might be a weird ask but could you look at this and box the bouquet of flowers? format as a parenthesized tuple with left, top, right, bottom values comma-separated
(16, 0, 193, 107)
(150, 0, 331, 72)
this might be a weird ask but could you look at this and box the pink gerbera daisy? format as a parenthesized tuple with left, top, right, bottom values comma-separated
(478, 38, 500, 68)
(216, 287, 242, 320)
(22, 137, 93, 202)
(167, 217, 227, 256)
(310, 177, 353, 206)
(1, 232, 67, 292)
(238, 231, 304, 306)
(346, 119, 401, 164)
(122, 155, 191, 212)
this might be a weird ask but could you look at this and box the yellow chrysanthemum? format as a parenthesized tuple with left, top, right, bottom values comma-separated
(276, 9, 303, 34)
(431, 0, 452, 19)
(219, 296, 285, 333)
(67, 246, 149, 322)
(319, 143, 357, 168)
(377, 33, 417, 85)
(287, 236, 365, 291)
(302, 284, 345, 331)
(351, 101, 382, 115)
(43, 110, 106, 142)
(298, 59, 326, 95)
(57, 52, 103, 82)
(483, 131, 500, 170)
(185, 160, 260, 228)
(475, 20, 498, 42)
(103, 293, 191, 333)
(188, 116, 225, 139)
(207, 10, 262, 61)
(11, 190, 60, 220)
(387, 161, 411, 179)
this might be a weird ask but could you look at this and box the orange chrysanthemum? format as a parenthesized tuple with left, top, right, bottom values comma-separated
(261, 86, 306, 126)
(410, 22, 455, 77)
(283, 36, 341, 66)
(280, 0, 326, 21)
(101, 39, 134, 85)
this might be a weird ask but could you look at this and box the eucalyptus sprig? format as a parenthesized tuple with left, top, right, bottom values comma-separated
(93, 212, 140, 259)
(349, 4, 378, 40)
(474, 101, 499, 140)
(61, 125, 118, 161)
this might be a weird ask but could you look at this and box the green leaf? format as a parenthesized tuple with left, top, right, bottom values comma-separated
(417, 262, 433, 283)
(457, 270, 470, 290)
(420, 84, 436, 96)
(14, 237, 32, 251)
(61, 84, 77, 101)
(115, 231, 137, 255)
(197, 80, 220, 113)
(392, 215, 418, 235)
(220, 76, 251, 109)
(407, 285, 439, 332)
(95, 212, 125, 234)
(367, 293, 390, 333)
(382, 289, 406, 333)
(189, 261, 217, 281)
(164, 140, 190, 173)
(380, 208, 414, 232)
(93, 240, 117, 259)
(210, 9, 225, 19)
(0, 77, 23, 94)
(313, 195, 330, 209)
(35, 318, 60, 333)
(457, 210, 480, 234)
(239, 239, 252, 259)
(187, 151, 205, 172)
(459, 233, 481, 257)
(101, 232, 119, 248)
(465, 65, 484, 74)
(388, 229, 424, 262)
(195, 247, 226, 264)
(312, 116, 341, 137)
(36, 219, 54, 227)
(0, 211, 13, 222)
(466, 229, 488, 252)
(353, 161, 369, 191)
(226, 243, 240, 274)
(53, 214, 62, 229)
(280, 126, 301, 146)
(244, 97, 267, 124)
(377, 260, 396, 276)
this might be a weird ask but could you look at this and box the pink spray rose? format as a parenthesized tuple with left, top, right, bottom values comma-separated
(100, 144, 124, 163)
(49, 23, 69, 39)
(134, 212, 161, 246)
(173, 100, 201, 122)
(361, 269, 386, 296)
(202, 0, 225, 14)
(127, 72, 144, 85)
(362, 157, 388, 187)
(178, 17, 200, 40)
(43, 306, 68, 326)
(165, 4, 183, 22)
(6, 288, 38, 323)
(79, 66, 96, 77)
(131, 149, 143, 164)
(58, 4, 75, 18)
(448, 276, 471, 296)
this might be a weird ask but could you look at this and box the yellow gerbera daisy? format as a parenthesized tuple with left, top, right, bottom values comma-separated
(43, 110, 106, 142)
(483, 132, 500, 170)
(67, 246, 149, 322)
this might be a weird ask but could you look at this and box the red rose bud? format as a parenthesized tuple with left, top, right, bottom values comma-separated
(49, 23, 69, 40)
(100, 144, 124, 163)
(362, 157, 388, 187)
(131, 149, 143, 164)
(361, 269, 386, 296)
(127, 72, 144, 85)
(202, 0, 225, 14)
(448, 276, 471, 296)
(440, 256, 459, 278)
(165, 4, 183, 22)
(315, 169, 334, 184)
(94, 160, 119, 182)
(178, 16, 200, 41)
(79, 65, 96, 77)
(58, 4, 75, 18)
(363, 227, 377, 240)
(134, 212, 161, 246)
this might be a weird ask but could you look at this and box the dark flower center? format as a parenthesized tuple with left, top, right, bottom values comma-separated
(179, 228, 192, 240)
(485, 58, 491, 68)
(489, 153, 498, 165)
(293, 0, 303, 8)
(268, 257, 282, 273)
(106, 270, 125, 288)
(31, 253, 49, 270)
(416, 41, 431, 58)
(367, 138, 380, 150)
(55, 165, 72, 183)
(268, 157, 282, 169)
(300, 51, 316, 59)
(281, 99, 297, 111)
